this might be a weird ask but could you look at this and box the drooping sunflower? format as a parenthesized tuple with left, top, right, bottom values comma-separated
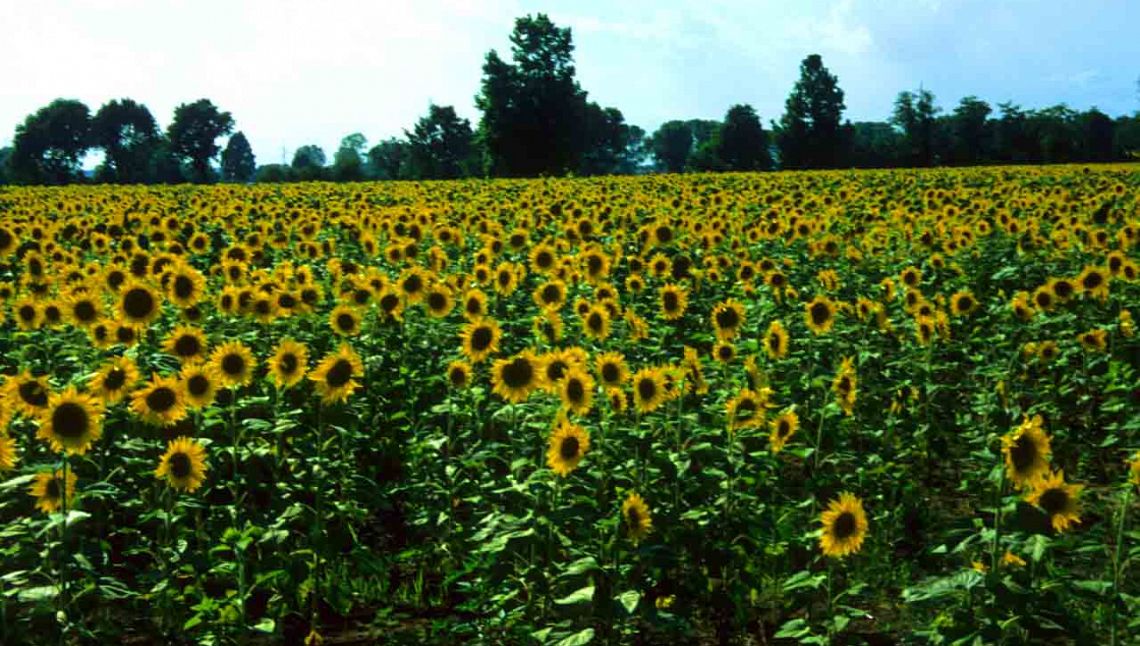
(6, 371, 52, 418)
(832, 357, 857, 416)
(490, 351, 543, 403)
(37, 386, 104, 456)
(559, 368, 595, 417)
(754, 322, 787, 363)
(130, 375, 188, 427)
(546, 419, 590, 477)
(163, 325, 209, 363)
(117, 280, 163, 326)
(180, 362, 220, 409)
(447, 360, 473, 389)
(595, 351, 629, 388)
(711, 299, 746, 339)
(1024, 470, 1083, 533)
(1001, 415, 1052, 488)
(769, 409, 799, 453)
(309, 344, 365, 404)
(658, 283, 688, 321)
(1077, 328, 1107, 352)
(460, 318, 502, 363)
(269, 338, 309, 389)
(155, 436, 209, 492)
(0, 434, 17, 470)
(819, 492, 869, 558)
(211, 341, 257, 388)
(805, 295, 837, 335)
(91, 356, 140, 404)
(630, 367, 666, 414)
(622, 492, 652, 543)
(29, 468, 77, 514)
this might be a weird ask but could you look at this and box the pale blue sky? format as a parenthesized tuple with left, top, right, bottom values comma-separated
(2, 0, 1137, 165)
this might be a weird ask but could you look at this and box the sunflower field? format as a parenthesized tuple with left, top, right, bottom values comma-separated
(0, 165, 1138, 644)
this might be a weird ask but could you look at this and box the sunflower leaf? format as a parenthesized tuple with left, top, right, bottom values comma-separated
(555, 628, 595, 646)
(554, 585, 595, 605)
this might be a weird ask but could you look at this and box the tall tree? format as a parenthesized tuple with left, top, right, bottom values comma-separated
(367, 138, 409, 180)
(650, 121, 693, 173)
(10, 99, 91, 184)
(291, 145, 327, 181)
(91, 98, 159, 183)
(1081, 108, 1115, 162)
(332, 133, 367, 181)
(718, 104, 771, 171)
(892, 88, 939, 166)
(167, 99, 235, 183)
(475, 14, 588, 176)
(950, 96, 992, 165)
(221, 132, 256, 182)
(580, 104, 634, 175)
(777, 54, 847, 169)
(0, 147, 11, 184)
(407, 105, 476, 179)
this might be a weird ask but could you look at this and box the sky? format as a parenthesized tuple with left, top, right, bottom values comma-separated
(2, 0, 1138, 166)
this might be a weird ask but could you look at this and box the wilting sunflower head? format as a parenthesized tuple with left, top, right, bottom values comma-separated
(622, 492, 652, 543)
(764, 320, 789, 359)
(155, 436, 209, 493)
(819, 492, 869, 558)
(211, 341, 257, 388)
(269, 338, 309, 389)
(546, 419, 590, 477)
(1002, 415, 1052, 488)
(29, 468, 77, 514)
(1024, 469, 1083, 533)
(37, 386, 104, 456)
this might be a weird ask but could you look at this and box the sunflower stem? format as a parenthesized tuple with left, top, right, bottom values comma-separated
(990, 461, 1006, 576)
(1109, 486, 1131, 646)
(57, 455, 70, 645)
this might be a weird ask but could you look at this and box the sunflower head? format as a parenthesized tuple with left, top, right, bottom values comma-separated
(711, 299, 745, 339)
(769, 409, 799, 453)
(1002, 415, 1052, 488)
(92, 356, 140, 403)
(491, 351, 543, 403)
(805, 296, 837, 335)
(117, 280, 163, 325)
(546, 419, 590, 477)
(559, 368, 595, 416)
(447, 360, 472, 389)
(819, 492, 869, 558)
(29, 468, 78, 514)
(1024, 469, 1083, 533)
(310, 344, 364, 404)
(630, 367, 666, 413)
(180, 362, 220, 409)
(37, 386, 104, 456)
(460, 318, 502, 363)
(211, 341, 257, 388)
(129, 375, 188, 427)
(270, 339, 309, 389)
(155, 436, 209, 492)
(622, 492, 652, 543)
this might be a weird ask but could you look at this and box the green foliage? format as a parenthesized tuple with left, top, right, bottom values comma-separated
(406, 105, 476, 180)
(90, 98, 160, 184)
(221, 132, 256, 183)
(167, 99, 235, 183)
(10, 98, 91, 185)
(777, 54, 848, 169)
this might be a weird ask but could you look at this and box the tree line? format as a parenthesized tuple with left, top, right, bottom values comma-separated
(2, 13, 1137, 185)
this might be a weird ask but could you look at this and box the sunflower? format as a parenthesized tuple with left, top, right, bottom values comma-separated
(622, 492, 652, 543)
(1076, 266, 1109, 300)
(424, 283, 454, 318)
(309, 344, 365, 404)
(447, 360, 472, 389)
(712, 341, 736, 364)
(180, 362, 220, 409)
(398, 267, 430, 303)
(559, 368, 595, 416)
(117, 280, 163, 326)
(711, 299, 745, 339)
(6, 371, 52, 417)
(659, 283, 688, 321)
(64, 291, 102, 328)
(763, 320, 790, 360)
(726, 388, 769, 432)
(1077, 328, 1107, 352)
(546, 419, 590, 477)
(1048, 277, 1076, 303)
(155, 436, 209, 492)
(490, 351, 543, 403)
(1002, 415, 1052, 488)
(581, 304, 612, 341)
(532, 280, 567, 311)
(163, 324, 209, 363)
(595, 351, 628, 388)
(900, 266, 922, 288)
(91, 356, 140, 404)
(534, 309, 564, 344)
(832, 357, 857, 416)
(1024, 470, 1083, 533)
(769, 409, 799, 453)
(130, 375, 188, 426)
(0, 435, 18, 470)
(37, 386, 104, 455)
(460, 318, 502, 363)
(805, 295, 837, 335)
(12, 297, 41, 330)
(819, 492, 869, 558)
(269, 338, 309, 389)
(211, 341, 257, 388)
(540, 350, 575, 390)
(329, 304, 362, 337)
(949, 290, 978, 317)
(630, 367, 666, 414)
(461, 289, 488, 320)
(1036, 340, 1059, 363)
(29, 469, 77, 514)
(166, 264, 207, 307)
(376, 287, 405, 322)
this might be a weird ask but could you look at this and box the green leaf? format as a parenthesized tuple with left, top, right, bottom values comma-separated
(554, 586, 595, 605)
(555, 628, 595, 646)
(561, 557, 599, 577)
(617, 590, 640, 614)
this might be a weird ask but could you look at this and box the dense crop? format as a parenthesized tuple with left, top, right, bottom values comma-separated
(0, 166, 1138, 644)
